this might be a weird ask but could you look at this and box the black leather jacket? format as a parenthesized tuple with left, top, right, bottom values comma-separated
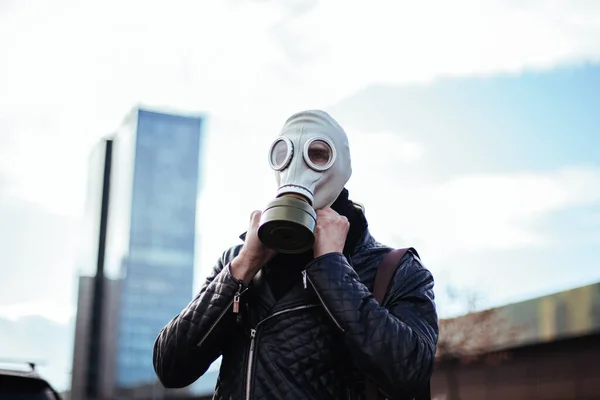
(153, 223, 438, 399)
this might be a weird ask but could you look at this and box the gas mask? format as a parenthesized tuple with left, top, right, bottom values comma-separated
(258, 110, 352, 254)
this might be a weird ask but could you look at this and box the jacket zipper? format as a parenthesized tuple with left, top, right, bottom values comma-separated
(245, 329, 256, 400)
(196, 283, 248, 348)
(245, 304, 319, 400)
(302, 270, 346, 333)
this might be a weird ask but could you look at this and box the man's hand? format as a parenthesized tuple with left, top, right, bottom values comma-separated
(231, 210, 277, 282)
(313, 207, 350, 258)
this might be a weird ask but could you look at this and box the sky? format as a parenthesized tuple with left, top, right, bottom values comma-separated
(1, 0, 600, 392)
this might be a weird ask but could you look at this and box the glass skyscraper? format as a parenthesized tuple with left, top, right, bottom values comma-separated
(105, 108, 204, 388)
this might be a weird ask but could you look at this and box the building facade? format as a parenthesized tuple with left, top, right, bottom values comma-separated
(108, 109, 203, 388)
(71, 108, 204, 398)
(71, 138, 121, 400)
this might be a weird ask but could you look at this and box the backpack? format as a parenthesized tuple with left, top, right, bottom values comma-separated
(365, 248, 432, 400)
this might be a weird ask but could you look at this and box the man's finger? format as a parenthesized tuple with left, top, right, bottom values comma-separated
(317, 207, 336, 217)
(250, 210, 262, 226)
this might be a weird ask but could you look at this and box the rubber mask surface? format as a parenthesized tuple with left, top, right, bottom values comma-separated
(258, 110, 352, 254)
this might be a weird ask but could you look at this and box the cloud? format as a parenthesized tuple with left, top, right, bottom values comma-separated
(352, 163, 600, 258)
(0, 315, 73, 391)
(0, 193, 80, 311)
(1, 0, 600, 219)
(338, 123, 600, 258)
(276, 0, 600, 98)
(0, 301, 74, 325)
(1, 0, 599, 298)
(350, 130, 426, 165)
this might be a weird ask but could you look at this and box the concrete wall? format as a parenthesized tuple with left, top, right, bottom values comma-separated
(70, 276, 93, 400)
(70, 276, 121, 400)
(431, 333, 600, 400)
(99, 277, 121, 399)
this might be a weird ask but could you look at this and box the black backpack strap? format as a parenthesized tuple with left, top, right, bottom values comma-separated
(366, 248, 431, 400)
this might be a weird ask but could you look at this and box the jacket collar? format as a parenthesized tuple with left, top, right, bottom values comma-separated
(349, 205, 377, 257)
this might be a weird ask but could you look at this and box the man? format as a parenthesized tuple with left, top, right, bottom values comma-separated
(153, 110, 438, 399)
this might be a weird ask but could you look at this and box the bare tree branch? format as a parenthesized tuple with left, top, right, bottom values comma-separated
(436, 285, 521, 364)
